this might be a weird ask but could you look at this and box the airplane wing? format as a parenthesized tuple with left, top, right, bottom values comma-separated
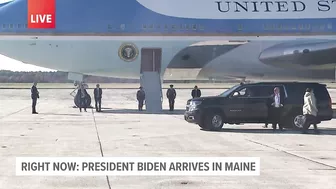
(259, 39, 336, 69)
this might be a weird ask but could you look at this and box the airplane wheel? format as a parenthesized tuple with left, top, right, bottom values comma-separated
(74, 94, 91, 108)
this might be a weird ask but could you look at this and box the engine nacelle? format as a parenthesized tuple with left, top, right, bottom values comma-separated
(259, 40, 336, 69)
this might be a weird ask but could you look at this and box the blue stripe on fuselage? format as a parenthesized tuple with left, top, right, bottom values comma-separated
(0, 0, 335, 35)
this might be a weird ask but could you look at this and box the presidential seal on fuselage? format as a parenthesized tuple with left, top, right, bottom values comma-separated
(118, 43, 139, 62)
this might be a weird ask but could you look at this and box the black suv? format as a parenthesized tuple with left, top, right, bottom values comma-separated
(184, 82, 333, 131)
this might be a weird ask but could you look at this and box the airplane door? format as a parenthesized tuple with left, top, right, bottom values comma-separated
(140, 48, 162, 73)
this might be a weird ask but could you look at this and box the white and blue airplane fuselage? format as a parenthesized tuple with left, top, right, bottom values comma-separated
(0, 0, 336, 80)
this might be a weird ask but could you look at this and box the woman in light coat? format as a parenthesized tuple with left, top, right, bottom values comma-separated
(302, 88, 319, 134)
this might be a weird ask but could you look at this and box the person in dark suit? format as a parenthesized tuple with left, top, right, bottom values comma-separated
(136, 86, 145, 111)
(191, 85, 201, 98)
(78, 84, 89, 112)
(267, 87, 284, 131)
(166, 84, 176, 111)
(31, 82, 39, 114)
(94, 84, 103, 112)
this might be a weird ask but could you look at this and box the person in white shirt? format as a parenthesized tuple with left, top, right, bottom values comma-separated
(302, 88, 319, 134)
(268, 87, 284, 131)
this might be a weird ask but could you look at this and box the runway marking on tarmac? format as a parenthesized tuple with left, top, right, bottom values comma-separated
(0, 105, 32, 120)
(91, 109, 112, 189)
(246, 139, 336, 170)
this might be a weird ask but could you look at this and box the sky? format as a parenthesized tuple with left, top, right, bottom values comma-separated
(0, 0, 55, 71)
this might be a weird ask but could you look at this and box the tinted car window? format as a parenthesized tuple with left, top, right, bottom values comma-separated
(237, 88, 246, 96)
(232, 87, 251, 97)
(219, 84, 241, 97)
(284, 84, 306, 101)
(313, 85, 330, 101)
(285, 84, 330, 104)
(247, 86, 274, 97)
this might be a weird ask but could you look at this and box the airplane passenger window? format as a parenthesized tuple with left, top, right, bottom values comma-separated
(179, 24, 184, 30)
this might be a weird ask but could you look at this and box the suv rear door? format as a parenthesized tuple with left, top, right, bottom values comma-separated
(247, 85, 287, 121)
(312, 84, 333, 121)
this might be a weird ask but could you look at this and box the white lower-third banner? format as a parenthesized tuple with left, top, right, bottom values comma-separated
(16, 157, 260, 176)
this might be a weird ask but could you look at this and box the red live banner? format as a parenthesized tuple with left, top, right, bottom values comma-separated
(28, 0, 55, 29)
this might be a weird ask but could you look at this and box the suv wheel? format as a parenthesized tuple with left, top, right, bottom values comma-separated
(288, 114, 305, 130)
(205, 112, 224, 131)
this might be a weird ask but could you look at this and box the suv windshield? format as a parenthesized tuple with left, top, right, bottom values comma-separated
(219, 84, 241, 97)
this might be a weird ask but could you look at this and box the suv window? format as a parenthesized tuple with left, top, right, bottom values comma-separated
(313, 85, 330, 101)
(232, 85, 276, 98)
(232, 86, 256, 98)
(249, 86, 275, 97)
(285, 84, 330, 102)
(232, 87, 248, 97)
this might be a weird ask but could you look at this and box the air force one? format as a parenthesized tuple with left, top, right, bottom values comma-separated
(0, 0, 335, 81)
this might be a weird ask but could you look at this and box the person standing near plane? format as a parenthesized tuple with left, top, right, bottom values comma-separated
(94, 84, 103, 112)
(268, 87, 284, 131)
(136, 86, 145, 111)
(31, 82, 39, 114)
(191, 85, 201, 98)
(302, 88, 319, 134)
(166, 84, 176, 111)
(78, 84, 89, 112)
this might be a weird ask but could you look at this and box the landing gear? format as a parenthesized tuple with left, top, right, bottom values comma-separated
(70, 81, 92, 108)
(74, 93, 91, 108)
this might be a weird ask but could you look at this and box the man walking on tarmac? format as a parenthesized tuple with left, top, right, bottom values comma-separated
(94, 84, 103, 112)
(191, 85, 201, 98)
(166, 84, 176, 111)
(136, 86, 145, 111)
(268, 87, 284, 131)
(78, 84, 89, 112)
(31, 82, 39, 114)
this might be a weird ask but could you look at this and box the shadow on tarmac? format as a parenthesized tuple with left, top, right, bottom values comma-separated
(202, 128, 336, 135)
(99, 109, 185, 115)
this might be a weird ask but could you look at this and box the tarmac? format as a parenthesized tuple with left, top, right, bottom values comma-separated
(0, 88, 336, 189)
